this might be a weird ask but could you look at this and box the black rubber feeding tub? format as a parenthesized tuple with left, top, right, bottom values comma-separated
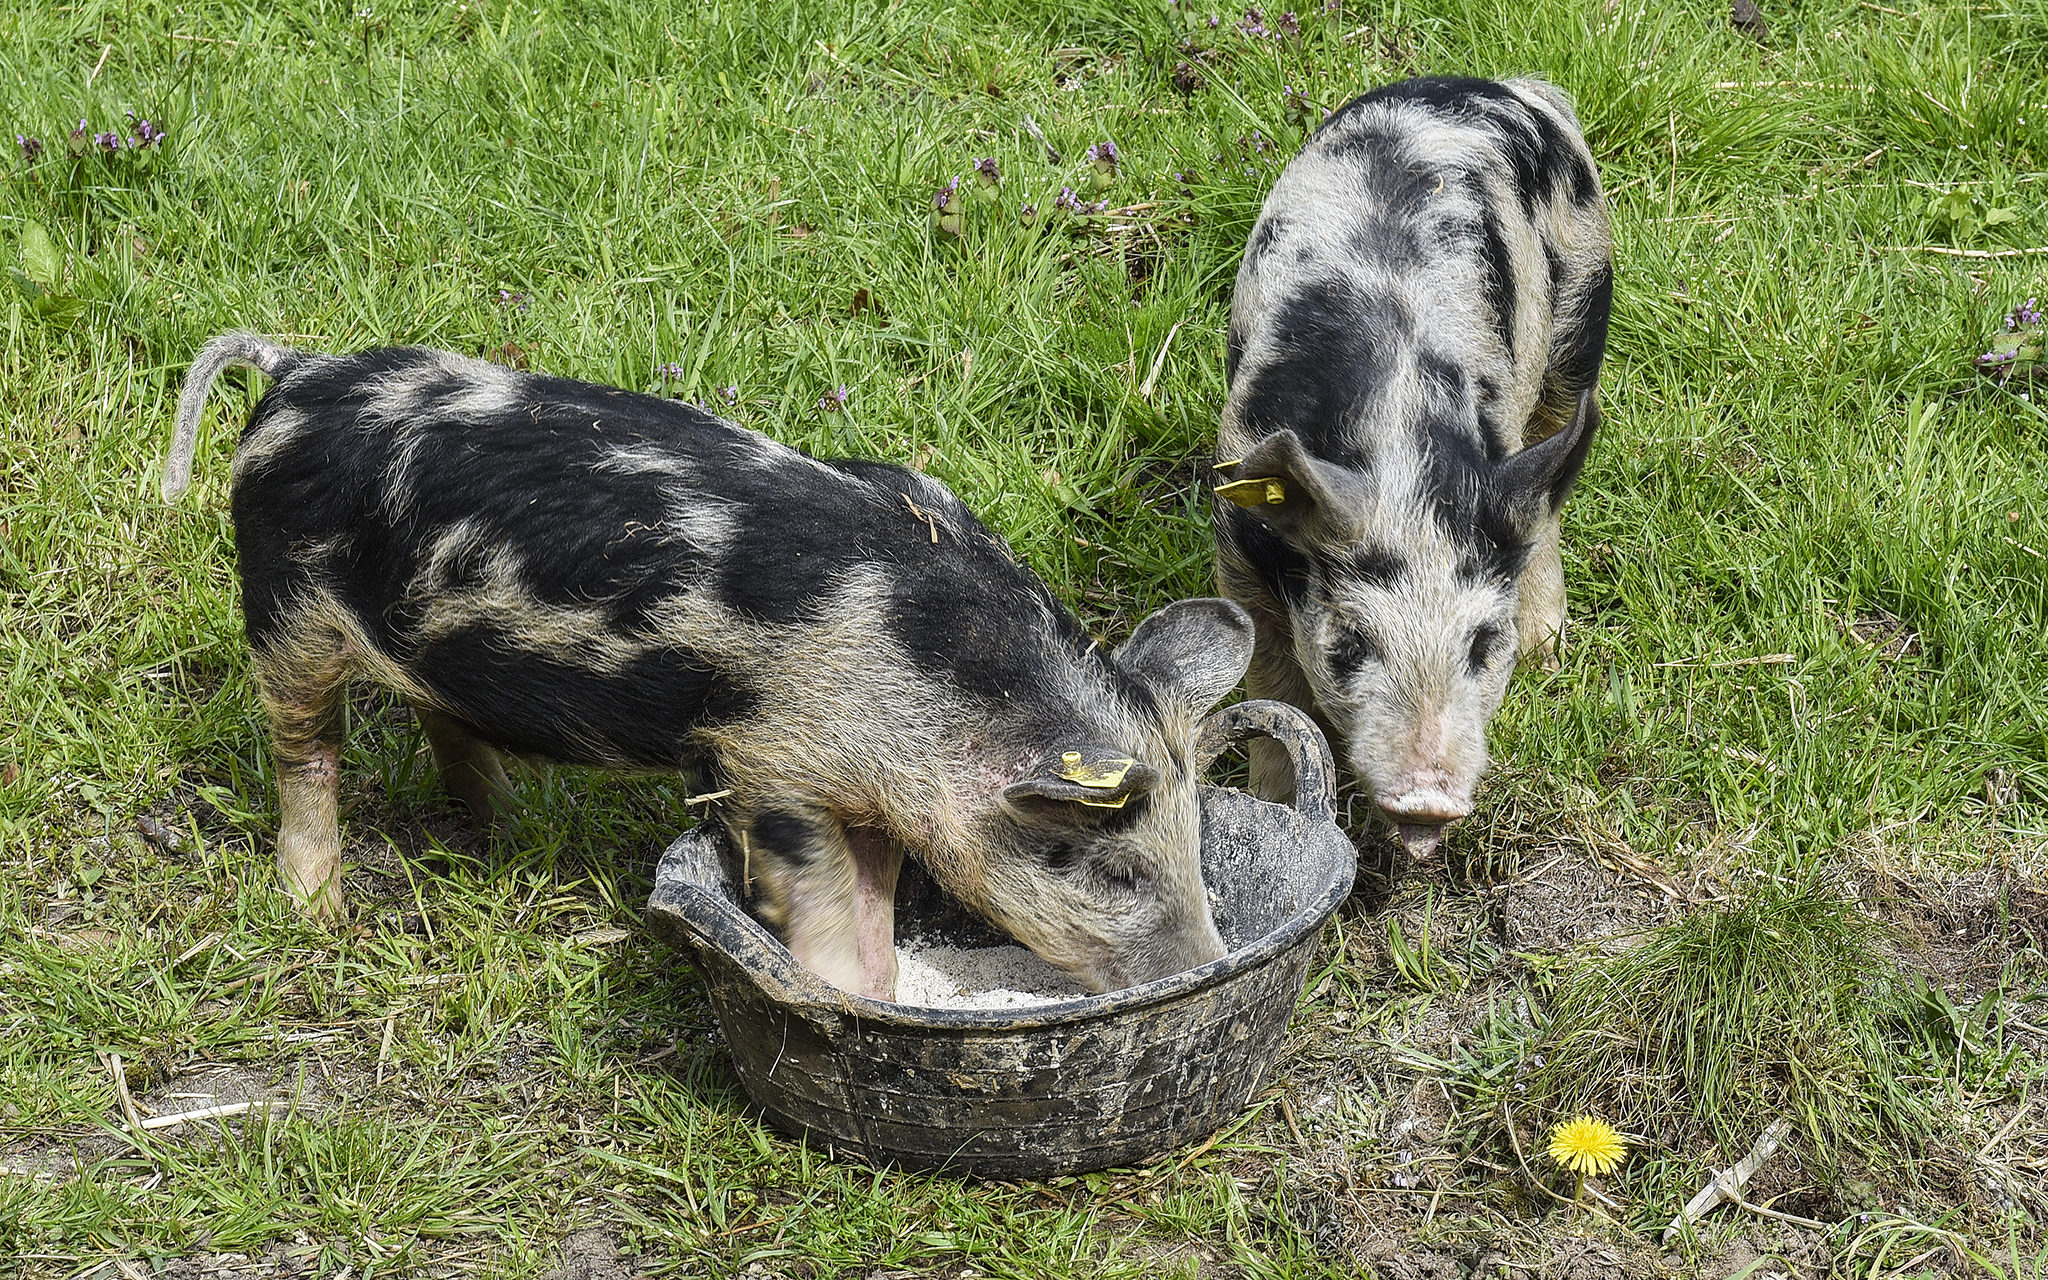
(645, 700, 1356, 1178)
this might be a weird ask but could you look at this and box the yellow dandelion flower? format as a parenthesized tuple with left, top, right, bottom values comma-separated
(1547, 1116, 1627, 1177)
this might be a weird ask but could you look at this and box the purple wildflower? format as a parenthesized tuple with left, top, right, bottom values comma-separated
(1205, 13, 1220, 25)
(720, 385, 739, 404)
(95, 130, 122, 152)
(1237, 6, 1271, 37)
(933, 175, 965, 236)
(495, 289, 530, 311)
(1174, 168, 1198, 186)
(2009, 297, 2043, 330)
(1083, 198, 1109, 214)
(127, 115, 165, 148)
(1054, 186, 1081, 213)
(1323, 0, 1342, 11)
(16, 134, 41, 161)
(1019, 202, 1038, 226)
(1976, 350, 2018, 366)
(972, 155, 1002, 186)
(657, 361, 687, 380)
(1085, 140, 1120, 170)
(1239, 129, 1273, 154)
(818, 385, 850, 412)
(1276, 9, 1300, 35)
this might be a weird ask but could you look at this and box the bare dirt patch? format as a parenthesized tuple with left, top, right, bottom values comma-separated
(1493, 848, 1674, 952)
(1226, 836, 2048, 1279)
(540, 1228, 644, 1280)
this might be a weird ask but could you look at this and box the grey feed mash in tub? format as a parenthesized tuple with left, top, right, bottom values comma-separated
(645, 700, 1356, 1177)
(889, 940, 1085, 1009)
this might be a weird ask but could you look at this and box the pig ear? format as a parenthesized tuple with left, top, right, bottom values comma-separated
(1003, 755, 1162, 822)
(1213, 430, 1366, 545)
(1493, 390, 1599, 536)
(1116, 598, 1254, 715)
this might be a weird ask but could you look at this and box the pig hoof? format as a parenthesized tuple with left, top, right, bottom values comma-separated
(287, 879, 345, 922)
(1518, 634, 1563, 671)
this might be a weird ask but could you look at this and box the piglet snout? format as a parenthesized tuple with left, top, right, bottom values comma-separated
(1394, 822, 1446, 858)
(1379, 786, 1471, 859)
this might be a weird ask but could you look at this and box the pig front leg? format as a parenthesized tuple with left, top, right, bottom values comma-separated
(845, 826, 904, 1000)
(1515, 511, 1566, 670)
(416, 707, 516, 825)
(744, 808, 904, 1000)
(1237, 597, 1318, 804)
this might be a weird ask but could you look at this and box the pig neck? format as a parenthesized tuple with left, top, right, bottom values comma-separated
(704, 583, 1142, 873)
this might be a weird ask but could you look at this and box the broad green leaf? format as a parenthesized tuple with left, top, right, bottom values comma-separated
(19, 220, 62, 287)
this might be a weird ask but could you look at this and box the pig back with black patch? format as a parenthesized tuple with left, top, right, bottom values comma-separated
(230, 348, 1087, 772)
(1219, 75, 1612, 592)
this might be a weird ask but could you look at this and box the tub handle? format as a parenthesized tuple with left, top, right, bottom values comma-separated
(1193, 700, 1338, 827)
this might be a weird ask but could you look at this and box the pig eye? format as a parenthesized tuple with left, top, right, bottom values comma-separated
(1039, 842, 1080, 874)
(1329, 625, 1382, 678)
(1102, 868, 1141, 895)
(1466, 624, 1503, 674)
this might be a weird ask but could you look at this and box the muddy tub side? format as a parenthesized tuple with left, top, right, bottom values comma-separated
(647, 700, 1355, 1177)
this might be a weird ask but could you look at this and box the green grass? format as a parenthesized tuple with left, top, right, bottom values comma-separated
(1527, 879, 1927, 1178)
(2, 0, 2046, 1274)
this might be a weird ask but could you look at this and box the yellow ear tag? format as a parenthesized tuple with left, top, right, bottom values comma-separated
(1214, 476, 1287, 508)
(1057, 752, 1134, 787)
(1056, 752, 1136, 806)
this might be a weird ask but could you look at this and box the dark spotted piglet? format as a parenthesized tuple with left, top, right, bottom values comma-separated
(1213, 77, 1612, 856)
(164, 335, 1252, 999)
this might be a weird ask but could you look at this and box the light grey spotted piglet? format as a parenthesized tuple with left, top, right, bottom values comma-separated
(1212, 76, 1613, 857)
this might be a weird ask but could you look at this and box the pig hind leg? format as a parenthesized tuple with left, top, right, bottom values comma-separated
(252, 629, 356, 921)
(745, 808, 904, 1000)
(416, 707, 516, 824)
